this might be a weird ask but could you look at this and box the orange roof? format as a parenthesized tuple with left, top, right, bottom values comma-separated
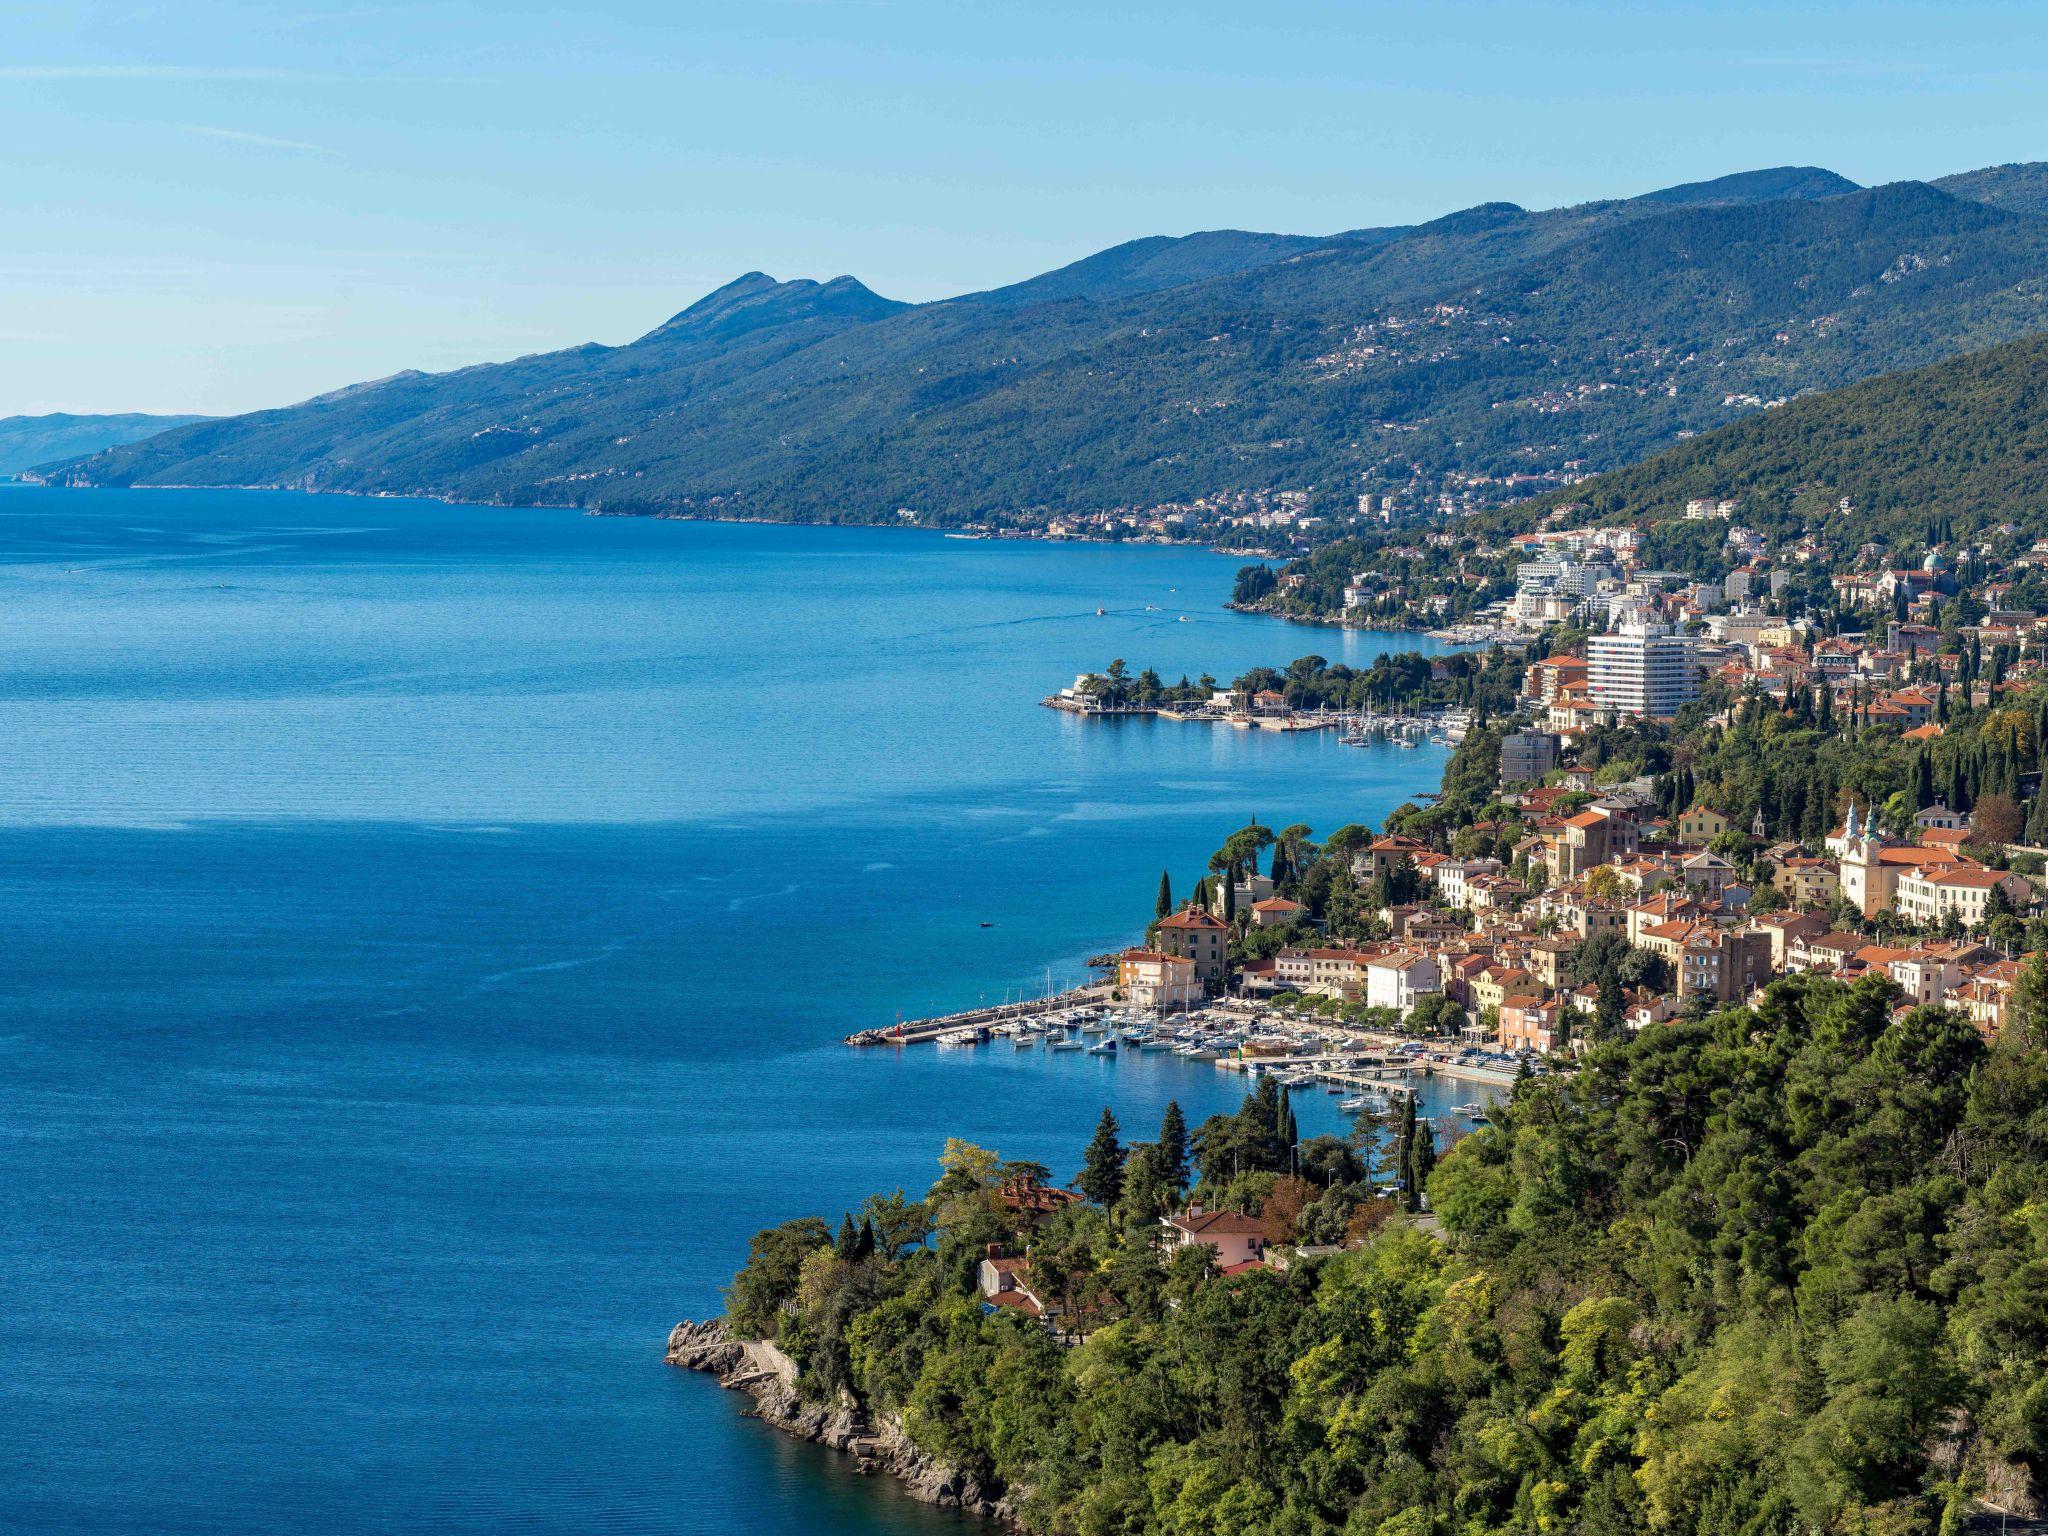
(1920, 868, 2010, 888)
(983, 1289, 1045, 1317)
(1876, 847, 1969, 868)
(1169, 1209, 1265, 1237)
(1158, 907, 1228, 930)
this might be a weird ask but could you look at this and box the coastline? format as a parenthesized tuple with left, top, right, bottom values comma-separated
(15, 475, 1298, 561)
(667, 1318, 1015, 1526)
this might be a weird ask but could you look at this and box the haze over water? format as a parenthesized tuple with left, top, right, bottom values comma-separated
(0, 487, 1473, 1536)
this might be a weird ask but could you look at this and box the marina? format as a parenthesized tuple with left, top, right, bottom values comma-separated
(1041, 687, 1471, 749)
(851, 993, 1525, 1118)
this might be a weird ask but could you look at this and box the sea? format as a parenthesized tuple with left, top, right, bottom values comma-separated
(0, 486, 1480, 1536)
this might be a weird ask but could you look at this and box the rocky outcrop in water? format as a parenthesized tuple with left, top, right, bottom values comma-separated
(666, 1318, 1013, 1523)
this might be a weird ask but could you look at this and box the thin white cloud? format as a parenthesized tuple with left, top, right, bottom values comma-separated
(174, 123, 337, 156)
(0, 64, 308, 80)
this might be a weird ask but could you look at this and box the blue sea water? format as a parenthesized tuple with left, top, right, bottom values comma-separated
(0, 487, 1475, 1536)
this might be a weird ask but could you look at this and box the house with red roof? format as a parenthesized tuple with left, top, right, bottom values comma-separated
(1162, 1207, 1268, 1270)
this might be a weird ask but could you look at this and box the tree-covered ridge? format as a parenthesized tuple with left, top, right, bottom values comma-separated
(43, 172, 2048, 540)
(1934, 162, 2048, 218)
(717, 975, 2048, 1536)
(1487, 327, 2048, 555)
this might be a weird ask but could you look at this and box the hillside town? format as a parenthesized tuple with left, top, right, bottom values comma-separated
(1113, 498, 2048, 1058)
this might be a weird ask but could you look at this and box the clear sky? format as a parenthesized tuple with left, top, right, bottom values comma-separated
(3, 0, 2044, 416)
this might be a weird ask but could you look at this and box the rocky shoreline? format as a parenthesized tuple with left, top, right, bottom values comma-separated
(665, 1318, 1016, 1525)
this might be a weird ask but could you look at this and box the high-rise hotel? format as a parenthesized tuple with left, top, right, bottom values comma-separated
(1588, 621, 1700, 720)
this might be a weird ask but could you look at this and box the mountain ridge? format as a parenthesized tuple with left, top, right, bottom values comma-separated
(42, 163, 2048, 534)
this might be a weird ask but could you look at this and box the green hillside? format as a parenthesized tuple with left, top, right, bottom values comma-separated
(1935, 160, 2048, 217)
(44, 167, 2048, 534)
(1498, 327, 2048, 551)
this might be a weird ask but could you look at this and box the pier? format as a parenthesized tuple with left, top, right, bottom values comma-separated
(844, 985, 1109, 1047)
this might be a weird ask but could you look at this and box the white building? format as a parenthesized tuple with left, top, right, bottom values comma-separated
(1364, 950, 1441, 1016)
(1894, 868, 2028, 928)
(1588, 623, 1700, 720)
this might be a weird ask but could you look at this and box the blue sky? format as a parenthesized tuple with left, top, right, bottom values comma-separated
(3, 0, 2044, 416)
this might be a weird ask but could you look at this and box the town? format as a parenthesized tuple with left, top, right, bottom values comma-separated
(1085, 495, 2048, 1060)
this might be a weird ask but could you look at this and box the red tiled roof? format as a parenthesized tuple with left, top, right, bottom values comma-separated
(1169, 1209, 1265, 1237)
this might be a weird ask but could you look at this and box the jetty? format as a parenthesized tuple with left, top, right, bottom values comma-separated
(845, 985, 1108, 1047)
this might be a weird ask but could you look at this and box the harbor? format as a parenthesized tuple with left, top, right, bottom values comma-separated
(848, 993, 1522, 1133)
(1042, 685, 1473, 750)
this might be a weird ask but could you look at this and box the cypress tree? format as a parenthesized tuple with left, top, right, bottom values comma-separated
(1408, 1120, 1437, 1205)
(1079, 1107, 1124, 1208)
(1155, 870, 1173, 920)
(854, 1218, 876, 1261)
(1395, 1096, 1420, 1210)
(1158, 1100, 1189, 1190)
(835, 1213, 858, 1260)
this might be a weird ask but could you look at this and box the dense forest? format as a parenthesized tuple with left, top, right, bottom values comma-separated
(717, 973, 2048, 1536)
(1488, 328, 2048, 555)
(45, 168, 2048, 537)
(1068, 648, 1530, 718)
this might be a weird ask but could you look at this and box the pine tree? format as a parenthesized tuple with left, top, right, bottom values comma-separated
(1158, 1100, 1189, 1190)
(1155, 870, 1173, 920)
(1079, 1108, 1125, 1208)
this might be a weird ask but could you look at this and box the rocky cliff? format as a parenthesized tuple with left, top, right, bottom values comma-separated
(665, 1318, 1015, 1523)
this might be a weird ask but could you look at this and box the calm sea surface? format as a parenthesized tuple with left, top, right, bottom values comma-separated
(0, 487, 1475, 1536)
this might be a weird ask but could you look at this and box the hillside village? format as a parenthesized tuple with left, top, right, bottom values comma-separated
(1117, 495, 2048, 1059)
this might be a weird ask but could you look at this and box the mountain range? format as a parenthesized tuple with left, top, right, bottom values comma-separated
(41, 163, 2048, 534)
(1, 413, 209, 478)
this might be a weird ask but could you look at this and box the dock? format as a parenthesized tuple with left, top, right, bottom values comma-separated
(845, 985, 1109, 1047)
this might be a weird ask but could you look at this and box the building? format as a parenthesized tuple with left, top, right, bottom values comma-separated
(1525, 654, 1590, 705)
(1588, 623, 1700, 720)
(1895, 867, 2030, 929)
(1498, 994, 1563, 1054)
(1161, 1207, 1268, 1270)
(1677, 805, 1733, 843)
(1117, 949, 1199, 1012)
(1676, 926, 1772, 1003)
(1363, 950, 1441, 1016)
(1680, 851, 1736, 898)
(1499, 728, 1560, 786)
(978, 1250, 1050, 1319)
(1549, 806, 1639, 883)
(1155, 905, 1229, 983)
(1749, 909, 1827, 969)
(1248, 897, 1305, 930)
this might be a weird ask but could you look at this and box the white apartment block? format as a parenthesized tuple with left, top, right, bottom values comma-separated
(1588, 624, 1700, 720)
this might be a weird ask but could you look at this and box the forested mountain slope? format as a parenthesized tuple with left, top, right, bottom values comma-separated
(45, 168, 2048, 531)
(1493, 328, 2048, 552)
